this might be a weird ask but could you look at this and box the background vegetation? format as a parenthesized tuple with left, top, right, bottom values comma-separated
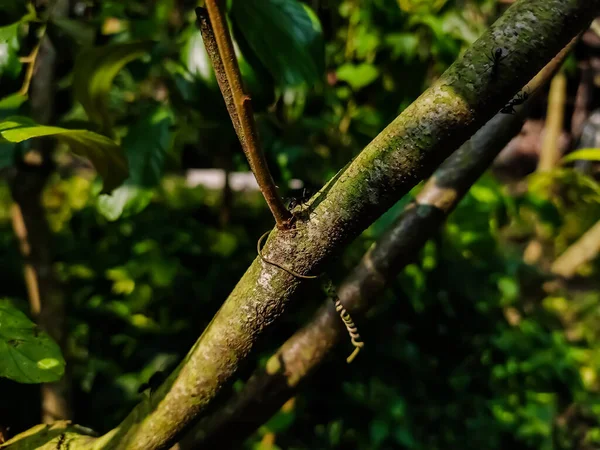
(1, 0, 600, 449)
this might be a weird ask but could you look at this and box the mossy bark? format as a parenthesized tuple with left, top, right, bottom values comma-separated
(105, 3, 598, 448)
(2, 1, 598, 449)
(178, 33, 577, 450)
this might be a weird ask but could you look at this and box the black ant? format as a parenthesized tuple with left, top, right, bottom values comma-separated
(286, 187, 312, 211)
(138, 370, 167, 396)
(56, 433, 66, 449)
(500, 90, 529, 115)
(487, 47, 507, 80)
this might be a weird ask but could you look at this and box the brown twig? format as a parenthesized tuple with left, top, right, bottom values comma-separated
(537, 71, 567, 171)
(196, 4, 292, 229)
(18, 42, 41, 97)
(195, 9, 242, 143)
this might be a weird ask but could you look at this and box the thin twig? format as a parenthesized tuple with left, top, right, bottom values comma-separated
(196, 4, 293, 229)
(195, 9, 242, 142)
(18, 37, 42, 97)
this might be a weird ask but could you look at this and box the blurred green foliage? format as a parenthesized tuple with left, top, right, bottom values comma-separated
(0, 0, 600, 449)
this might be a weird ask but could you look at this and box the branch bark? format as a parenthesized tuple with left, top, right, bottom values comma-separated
(196, 3, 293, 229)
(1, 1, 597, 449)
(99, 3, 596, 449)
(179, 38, 576, 450)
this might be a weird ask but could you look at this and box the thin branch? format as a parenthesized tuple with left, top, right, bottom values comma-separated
(537, 71, 567, 171)
(195, 9, 242, 143)
(551, 219, 600, 278)
(18, 41, 41, 97)
(196, 4, 293, 229)
(180, 39, 577, 450)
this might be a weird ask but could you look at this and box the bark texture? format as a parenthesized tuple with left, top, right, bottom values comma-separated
(102, 2, 598, 449)
(1, 1, 597, 449)
(180, 36, 575, 450)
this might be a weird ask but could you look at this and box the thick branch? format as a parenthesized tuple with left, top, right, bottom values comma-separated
(197, 3, 292, 229)
(1, 2, 595, 449)
(179, 38, 576, 450)
(101, 3, 598, 449)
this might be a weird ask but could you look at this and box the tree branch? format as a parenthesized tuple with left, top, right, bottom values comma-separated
(551, 219, 600, 278)
(179, 37, 577, 450)
(0, 2, 595, 449)
(196, 3, 293, 229)
(98, 3, 594, 448)
(9, 0, 72, 424)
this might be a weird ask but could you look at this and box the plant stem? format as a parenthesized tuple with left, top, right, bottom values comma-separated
(196, 3, 293, 229)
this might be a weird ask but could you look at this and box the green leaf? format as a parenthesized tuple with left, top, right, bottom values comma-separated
(125, 106, 172, 186)
(231, 0, 324, 87)
(96, 105, 172, 220)
(0, 304, 65, 384)
(562, 148, 600, 163)
(0, 116, 128, 192)
(49, 17, 96, 48)
(336, 63, 380, 90)
(181, 28, 215, 85)
(97, 185, 153, 221)
(0, 94, 27, 170)
(0, 93, 27, 112)
(73, 41, 154, 135)
(0, 5, 35, 42)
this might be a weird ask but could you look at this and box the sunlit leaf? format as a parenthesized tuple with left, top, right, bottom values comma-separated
(0, 116, 128, 191)
(0, 93, 27, 112)
(0, 303, 65, 384)
(73, 41, 154, 135)
(336, 63, 380, 90)
(97, 185, 153, 221)
(231, 0, 324, 87)
(562, 148, 600, 163)
(397, 0, 448, 14)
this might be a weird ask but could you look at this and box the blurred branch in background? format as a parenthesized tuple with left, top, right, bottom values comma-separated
(552, 220, 600, 278)
(9, 0, 72, 423)
(538, 72, 568, 172)
(180, 40, 576, 450)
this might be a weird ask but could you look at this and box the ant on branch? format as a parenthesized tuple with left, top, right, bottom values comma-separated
(285, 187, 312, 212)
(138, 369, 167, 396)
(500, 89, 529, 115)
(487, 47, 507, 80)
